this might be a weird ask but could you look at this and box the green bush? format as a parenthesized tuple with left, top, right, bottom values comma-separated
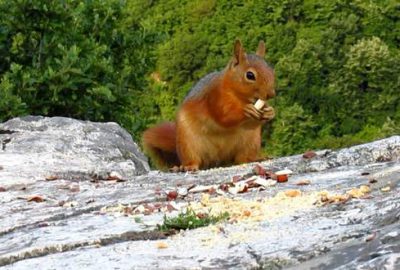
(1, 0, 399, 156)
(0, 0, 158, 139)
(330, 37, 400, 134)
(266, 102, 317, 156)
(0, 75, 26, 122)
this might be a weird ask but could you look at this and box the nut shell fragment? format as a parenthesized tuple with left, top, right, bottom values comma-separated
(275, 169, 293, 175)
(276, 174, 288, 182)
(303, 151, 317, 159)
(296, 180, 311, 186)
(27, 195, 45, 203)
(189, 185, 217, 193)
(254, 177, 277, 188)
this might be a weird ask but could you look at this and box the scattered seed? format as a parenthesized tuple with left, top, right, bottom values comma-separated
(284, 189, 302, 197)
(167, 190, 178, 201)
(232, 175, 242, 183)
(365, 232, 376, 242)
(320, 194, 329, 203)
(347, 185, 370, 198)
(208, 187, 216, 195)
(45, 175, 59, 181)
(381, 186, 391, 192)
(189, 185, 216, 193)
(156, 242, 168, 249)
(243, 210, 251, 217)
(27, 195, 45, 203)
(69, 183, 80, 192)
(219, 183, 230, 192)
(134, 205, 146, 214)
(253, 164, 267, 176)
(275, 169, 293, 175)
(275, 169, 293, 182)
(276, 174, 288, 182)
(177, 187, 188, 197)
(229, 182, 248, 194)
(86, 199, 95, 204)
(63, 201, 78, 207)
(360, 194, 373, 199)
(368, 179, 378, 184)
(107, 171, 125, 181)
(269, 172, 278, 180)
(254, 178, 277, 188)
(303, 151, 317, 159)
(296, 180, 311, 186)
(359, 185, 370, 193)
(196, 212, 208, 219)
(58, 200, 66, 207)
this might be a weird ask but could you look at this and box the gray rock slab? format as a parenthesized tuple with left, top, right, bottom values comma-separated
(2, 161, 399, 269)
(0, 116, 149, 188)
(0, 117, 399, 269)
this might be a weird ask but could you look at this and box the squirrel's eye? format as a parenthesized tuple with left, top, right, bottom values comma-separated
(246, 71, 256, 81)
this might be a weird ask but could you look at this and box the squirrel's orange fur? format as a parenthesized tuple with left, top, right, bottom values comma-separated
(142, 40, 275, 171)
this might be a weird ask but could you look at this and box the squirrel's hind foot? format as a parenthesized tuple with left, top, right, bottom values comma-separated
(169, 165, 199, 173)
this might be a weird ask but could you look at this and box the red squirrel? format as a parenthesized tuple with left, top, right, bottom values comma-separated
(142, 40, 275, 171)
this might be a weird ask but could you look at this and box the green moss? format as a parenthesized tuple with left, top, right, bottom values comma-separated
(157, 208, 229, 231)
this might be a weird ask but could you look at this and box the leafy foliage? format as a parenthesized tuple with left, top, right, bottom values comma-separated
(0, 0, 158, 138)
(1, 0, 399, 156)
(267, 102, 317, 156)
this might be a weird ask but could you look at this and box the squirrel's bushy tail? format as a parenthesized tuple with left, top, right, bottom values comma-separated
(142, 122, 179, 170)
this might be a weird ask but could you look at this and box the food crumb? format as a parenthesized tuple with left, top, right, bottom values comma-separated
(284, 189, 302, 197)
(156, 242, 168, 249)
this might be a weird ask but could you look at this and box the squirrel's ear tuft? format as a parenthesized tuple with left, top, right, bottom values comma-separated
(256, 40, 266, 58)
(233, 39, 246, 66)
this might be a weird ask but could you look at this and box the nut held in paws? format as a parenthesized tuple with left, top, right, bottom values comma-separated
(254, 99, 265, 110)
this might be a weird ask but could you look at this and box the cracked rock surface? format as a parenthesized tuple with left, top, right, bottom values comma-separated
(0, 116, 149, 187)
(0, 116, 399, 269)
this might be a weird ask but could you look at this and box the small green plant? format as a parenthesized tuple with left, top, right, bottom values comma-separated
(134, 216, 143, 223)
(157, 208, 229, 231)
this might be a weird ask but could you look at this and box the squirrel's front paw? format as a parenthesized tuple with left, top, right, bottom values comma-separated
(261, 106, 275, 121)
(244, 103, 263, 120)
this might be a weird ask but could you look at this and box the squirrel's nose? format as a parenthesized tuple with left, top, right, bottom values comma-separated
(267, 89, 276, 99)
